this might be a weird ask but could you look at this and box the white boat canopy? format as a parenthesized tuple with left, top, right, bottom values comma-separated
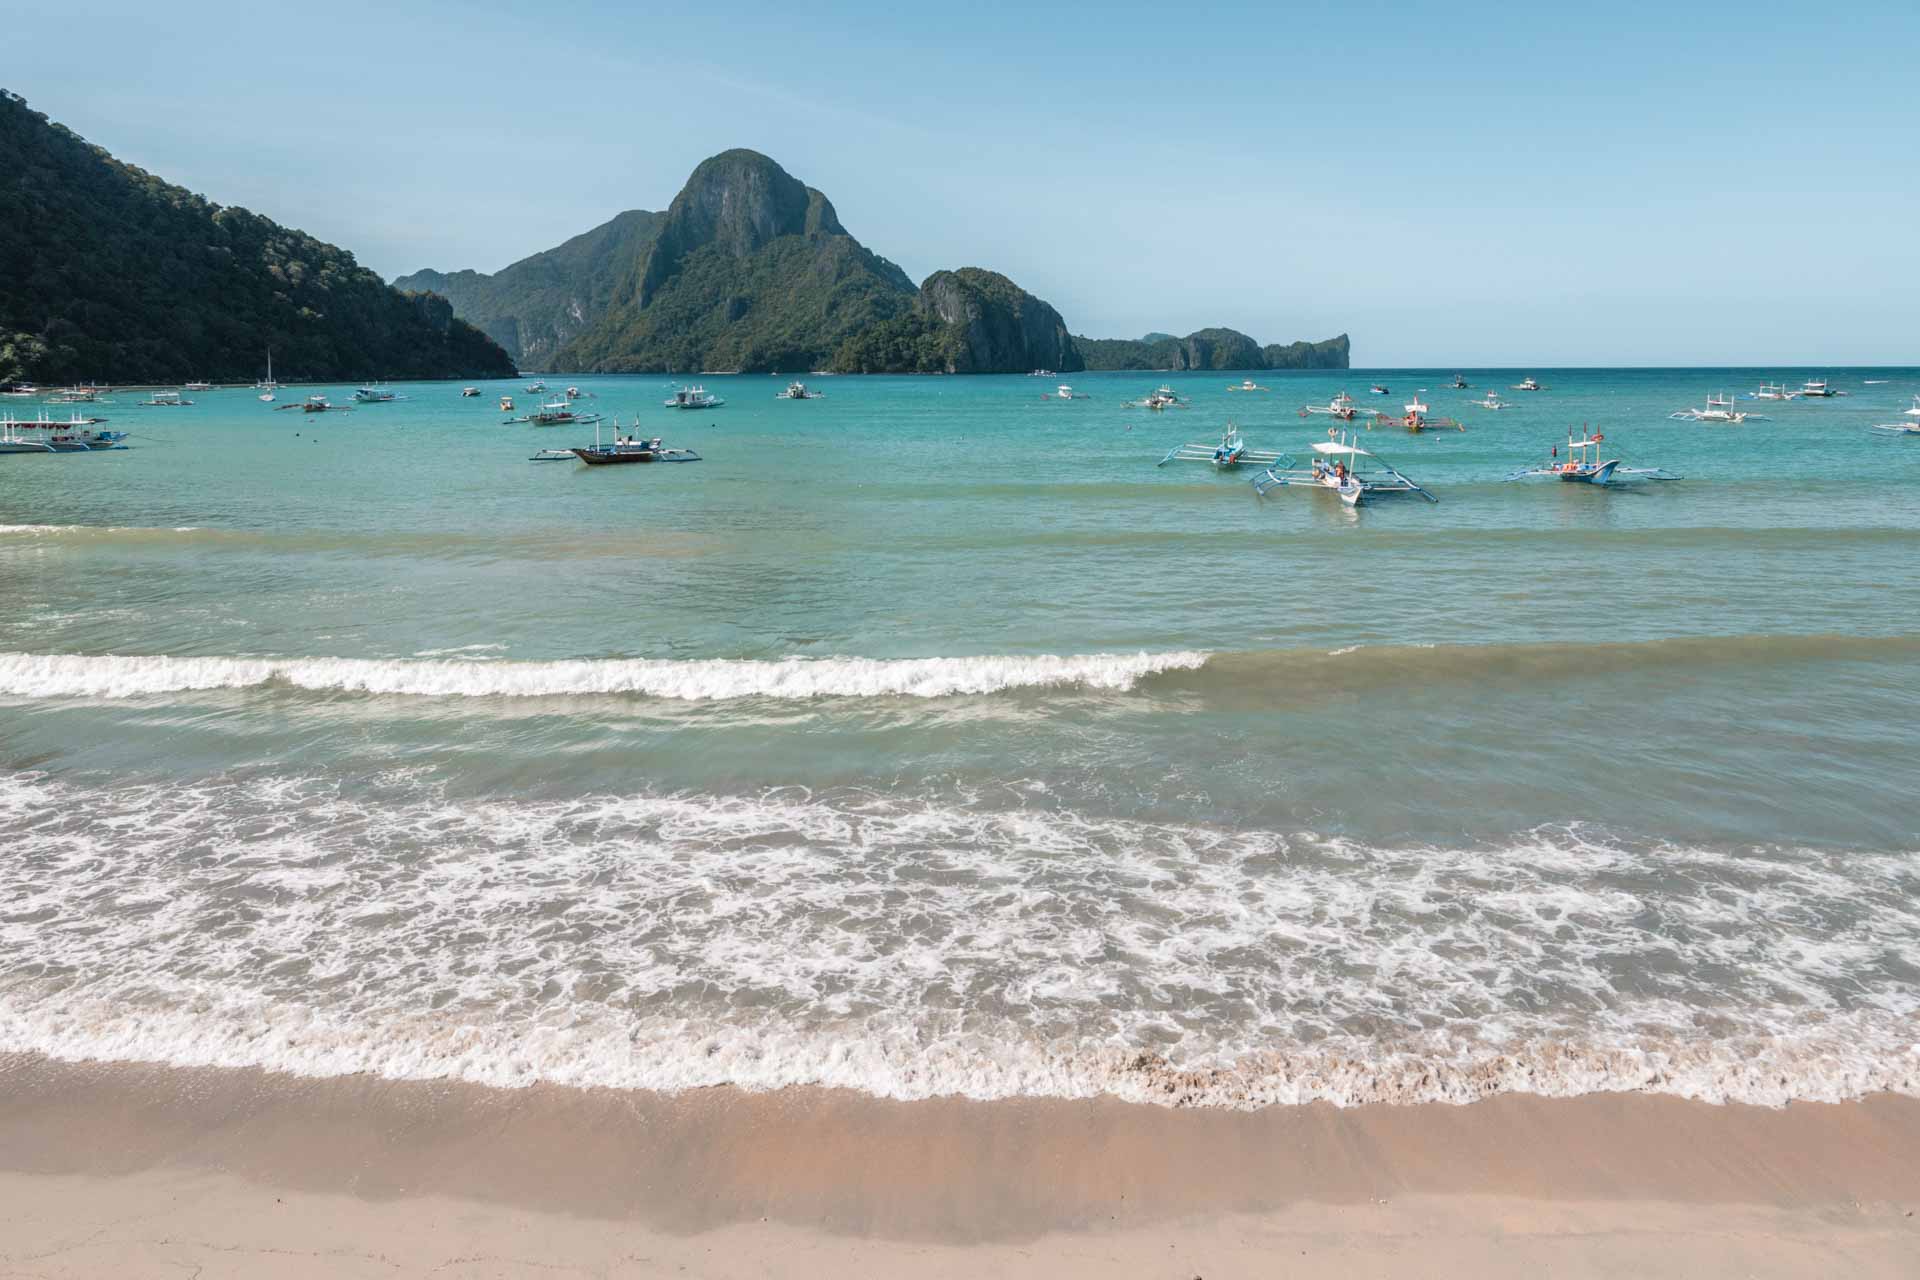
(1311, 440, 1372, 456)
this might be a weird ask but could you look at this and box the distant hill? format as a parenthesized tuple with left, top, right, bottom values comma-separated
(394, 209, 664, 369)
(830, 268, 1083, 374)
(394, 146, 1350, 376)
(1077, 329, 1348, 371)
(0, 90, 513, 385)
(551, 150, 918, 373)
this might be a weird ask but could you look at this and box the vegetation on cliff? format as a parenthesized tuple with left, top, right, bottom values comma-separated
(551, 150, 916, 373)
(1077, 328, 1348, 371)
(394, 209, 663, 369)
(0, 90, 513, 385)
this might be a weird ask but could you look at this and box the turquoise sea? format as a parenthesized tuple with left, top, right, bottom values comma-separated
(3, 367, 1918, 1106)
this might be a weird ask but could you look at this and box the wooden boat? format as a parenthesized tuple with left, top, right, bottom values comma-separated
(1299, 392, 1361, 421)
(275, 394, 352, 414)
(1252, 430, 1436, 506)
(1504, 430, 1679, 485)
(1158, 424, 1286, 469)
(1374, 397, 1463, 433)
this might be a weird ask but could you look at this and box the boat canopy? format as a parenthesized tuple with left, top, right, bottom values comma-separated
(1311, 440, 1372, 456)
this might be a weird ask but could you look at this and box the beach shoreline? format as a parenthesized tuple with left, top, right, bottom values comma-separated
(3, 1052, 1917, 1275)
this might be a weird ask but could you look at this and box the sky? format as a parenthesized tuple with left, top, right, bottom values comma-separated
(8, 0, 1917, 365)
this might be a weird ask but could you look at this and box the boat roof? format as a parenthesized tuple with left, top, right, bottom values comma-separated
(1311, 440, 1372, 456)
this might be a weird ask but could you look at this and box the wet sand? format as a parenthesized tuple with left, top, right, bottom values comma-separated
(3, 1052, 1918, 1276)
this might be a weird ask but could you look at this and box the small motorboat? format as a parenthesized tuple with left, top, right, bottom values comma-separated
(1449, 374, 1470, 389)
(1369, 385, 1390, 395)
(1511, 377, 1546, 392)
(461, 387, 480, 398)
(499, 395, 515, 413)
(1227, 378, 1270, 392)
(1050, 384, 1088, 400)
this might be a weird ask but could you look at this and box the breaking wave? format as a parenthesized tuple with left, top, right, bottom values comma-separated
(2, 771, 1916, 1109)
(0, 650, 1209, 702)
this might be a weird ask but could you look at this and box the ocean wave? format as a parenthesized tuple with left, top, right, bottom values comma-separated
(2, 772, 1916, 1109)
(0, 650, 1209, 701)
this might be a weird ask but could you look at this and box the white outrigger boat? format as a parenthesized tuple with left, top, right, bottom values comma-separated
(275, 394, 352, 414)
(1227, 378, 1270, 392)
(1124, 385, 1187, 410)
(1299, 391, 1362, 421)
(776, 380, 825, 400)
(1251, 430, 1437, 506)
(1671, 395, 1763, 423)
(664, 385, 725, 410)
(1511, 376, 1547, 392)
(1049, 384, 1088, 400)
(137, 390, 192, 407)
(1748, 381, 1799, 401)
(1470, 391, 1511, 410)
(1797, 378, 1845, 398)
(1158, 423, 1286, 469)
(1871, 396, 1920, 436)
(1505, 429, 1680, 486)
(352, 385, 404, 403)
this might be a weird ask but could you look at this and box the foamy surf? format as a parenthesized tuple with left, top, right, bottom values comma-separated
(2, 772, 1917, 1110)
(0, 649, 1210, 701)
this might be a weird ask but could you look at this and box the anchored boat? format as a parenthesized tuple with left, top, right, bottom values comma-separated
(1299, 391, 1362, 421)
(1251, 430, 1437, 506)
(665, 385, 725, 410)
(1374, 396, 1463, 433)
(1158, 424, 1287, 469)
(777, 380, 825, 400)
(1505, 429, 1680, 485)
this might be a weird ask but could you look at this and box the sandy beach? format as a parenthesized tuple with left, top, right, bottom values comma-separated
(3, 1053, 1917, 1276)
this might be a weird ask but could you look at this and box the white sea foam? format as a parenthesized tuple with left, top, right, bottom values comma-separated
(0, 649, 1210, 702)
(1, 772, 1917, 1108)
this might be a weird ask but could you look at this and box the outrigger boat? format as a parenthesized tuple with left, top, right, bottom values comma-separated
(183, 380, 213, 392)
(137, 390, 191, 407)
(508, 397, 602, 426)
(664, 385, 725, 410)
(568, 418, 703, 466)
(1797, 378, 1845, 398)
(1671, 396, 1762, 423)
(0, 413, 130, 450)
(1124, 385, 1188, 410)
(1511, 377, 1546, 391)
(276, 394, 352, 414)
(1504, 429, 1680, 485)
(1251, 430, 1437, 507)
(1871, 397, 1920, 436)
(1449, 374, 1470, 389)
(2, 383, 41, 398)
(524, 380, 548, 393)
(776, 380, 825, 400)
(1470, 392, 1511, 410)
(1299, 391, 1361, 421)
(1227, 378, 1270, 392)
(1374, 396, 1463, 433)
(1049, 384, 1088, 400)
(352, 385, 404, 403)
(1157, 423, 1286, 469)
(1748, 381, 1799, 401)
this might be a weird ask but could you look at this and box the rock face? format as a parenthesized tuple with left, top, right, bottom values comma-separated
(394, 209, 664, 369)
(1076, 328, 1349, 371)
(0, 90, 514, 385)
(554, 150, 915, 373)
(913, 269, 1083, 374)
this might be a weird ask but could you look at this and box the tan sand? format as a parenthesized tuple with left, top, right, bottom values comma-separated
(2, 1052, 1917, 1276)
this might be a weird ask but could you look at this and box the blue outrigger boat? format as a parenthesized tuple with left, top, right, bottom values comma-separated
(1504, 430, 1680, 486)
(1158, 424, 1286, 469)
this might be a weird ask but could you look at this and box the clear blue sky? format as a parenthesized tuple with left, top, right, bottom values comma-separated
(9, 0, 1917, 364)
